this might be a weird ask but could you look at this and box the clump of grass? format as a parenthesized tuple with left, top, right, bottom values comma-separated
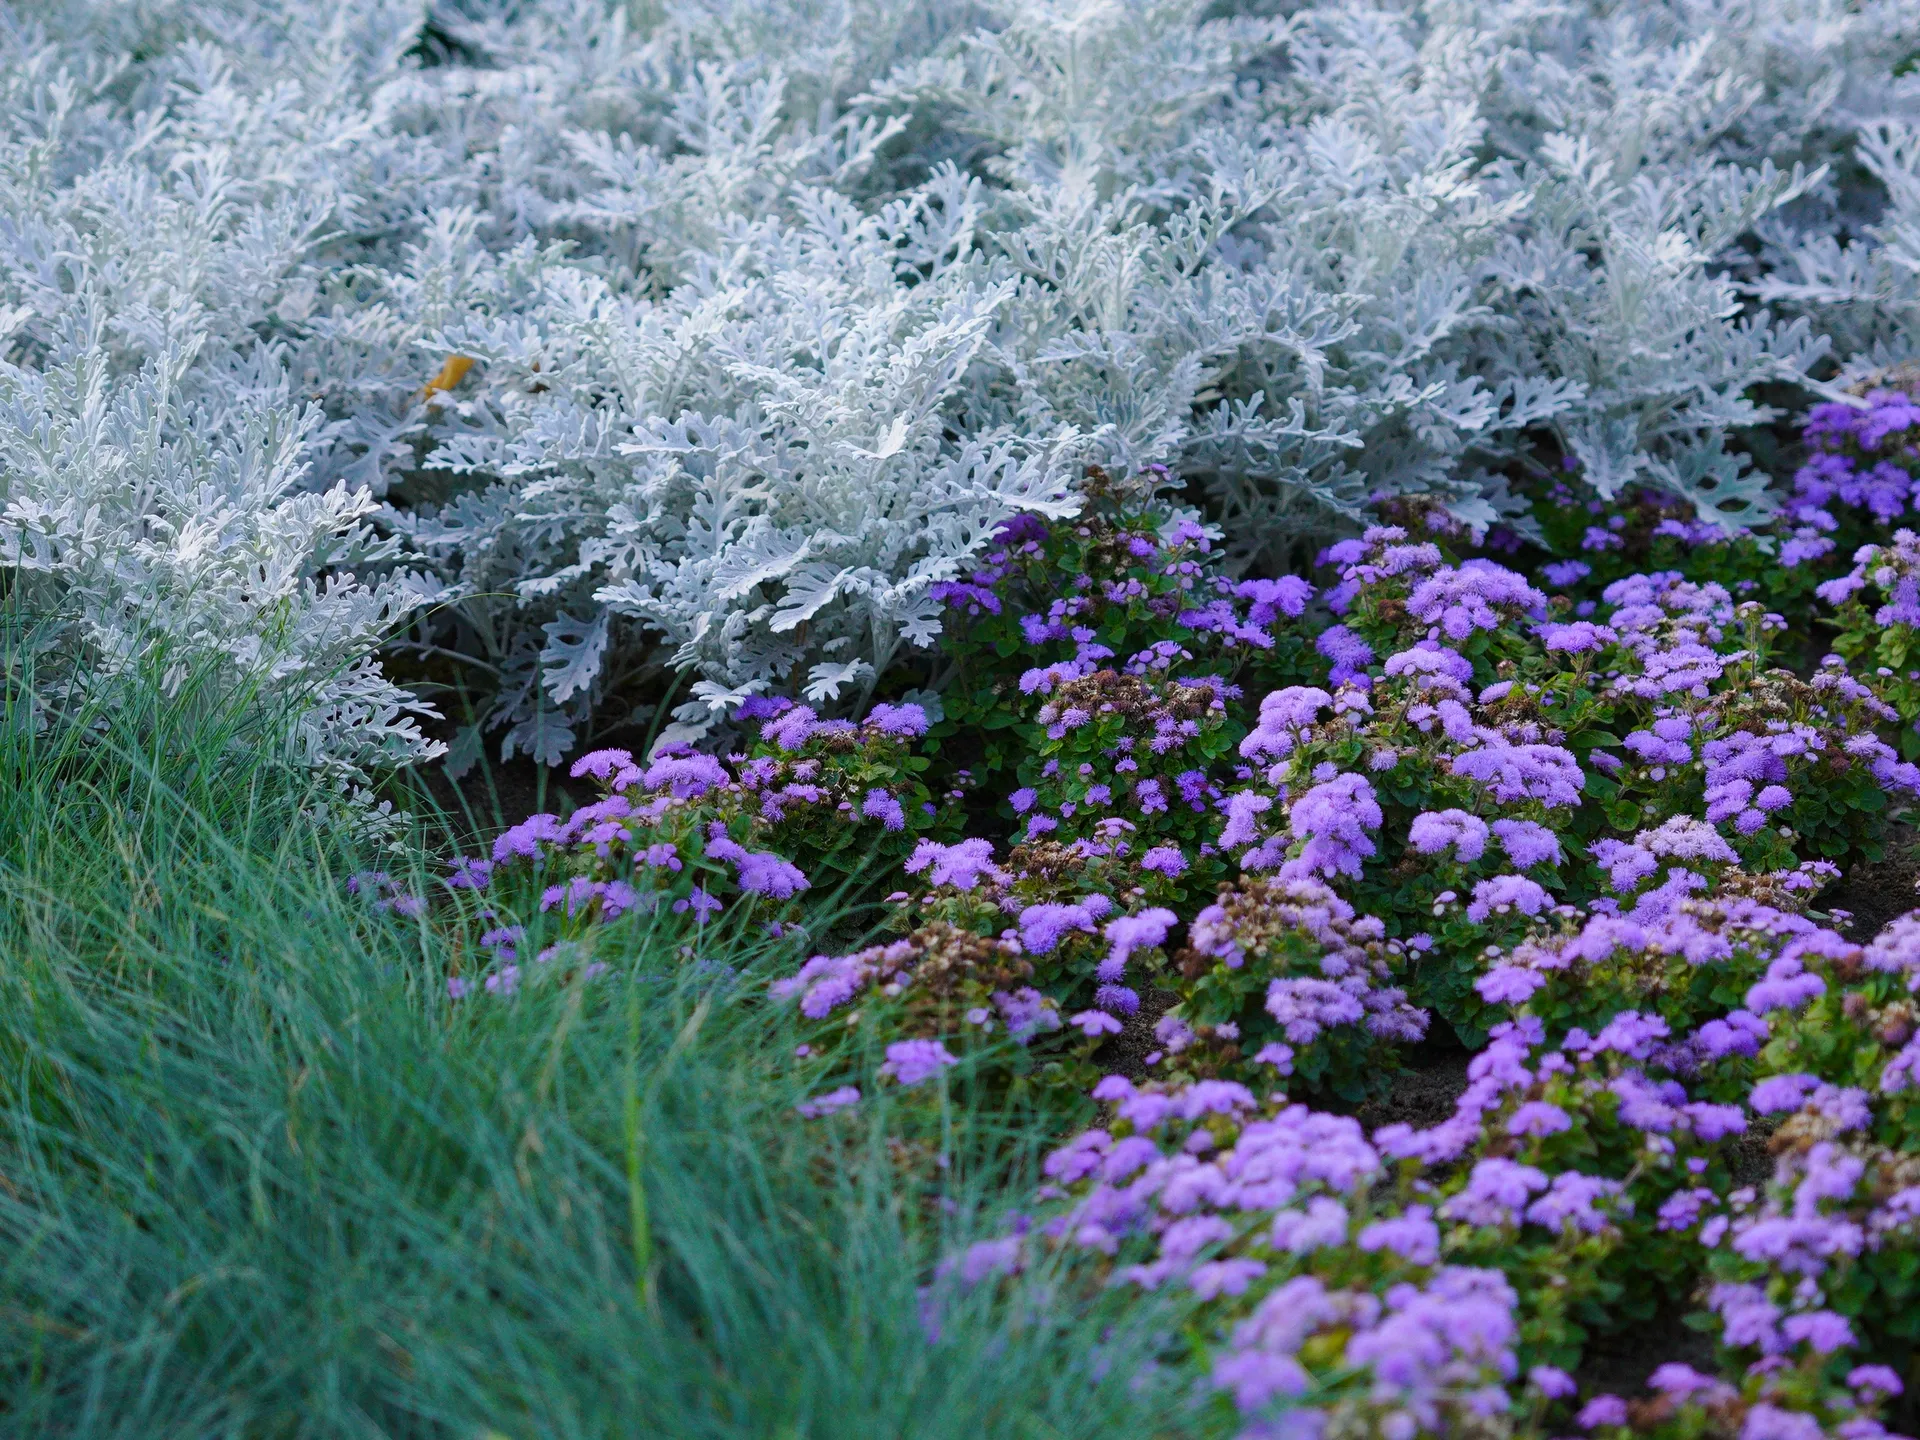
(0, 636, 1213, 1439)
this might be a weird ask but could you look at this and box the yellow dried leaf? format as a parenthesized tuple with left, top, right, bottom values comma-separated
(423, 354, 475, 398)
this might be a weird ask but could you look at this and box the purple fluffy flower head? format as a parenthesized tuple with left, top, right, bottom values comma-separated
(1280, 773, 1381, 880)
(865, 702, 930, 738)
(1019, 898, 1109, 954)
(796, 1086, 862, 1118)
(1491, 818, 1561, 868)
(882, 1039, 958, 1087)
(1101, 908, 1176, 980)
(1140, 844, 1187, 875)
(1408, 808, 1489, 862)
(1466, 875, 1550, 924)
(1316, 624, 1374, 684)
(862, 788, 907, 831)
(904, 837, 1004, 890)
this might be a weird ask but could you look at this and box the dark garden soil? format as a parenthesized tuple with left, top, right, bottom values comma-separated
(1353, 1029, 1476, 1132)
(405, 751, 595, 854)
(1112, 987, 1182, 1080)
(1821, 830, 1920, 942)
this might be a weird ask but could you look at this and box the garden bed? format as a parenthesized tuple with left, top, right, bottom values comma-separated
(7, 3, 1920, 1436)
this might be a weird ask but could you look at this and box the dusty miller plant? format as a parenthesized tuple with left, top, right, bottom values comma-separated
(1, 0, 1917, 770)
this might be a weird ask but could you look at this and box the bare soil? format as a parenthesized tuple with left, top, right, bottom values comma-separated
(1820, 830, 1920, 941)
(401, 751, 594, 854)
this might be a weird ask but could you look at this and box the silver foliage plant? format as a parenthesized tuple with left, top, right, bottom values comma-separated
(0, 0, 454, 781)
(1, 0, 1918, 772)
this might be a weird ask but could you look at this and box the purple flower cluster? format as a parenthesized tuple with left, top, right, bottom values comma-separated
(1272, 772, 1382, 880)
(1452, 737, 1585, 807)
(937, 1005, 1828, 1437)
(346, 871, 426, 918)
(771, 927, 1062, 1045)
(881, 1039, 958, 1087)
(1177, 876, 1427, 1090)
(1783, 388, 1920, 565)
(1240, 685, 1331, 764)
(429, 694, 955, 997)
(1406, 559, 1550, 640)
(904, 837, 1005, 891)
(1469, 893, 1854, 1051)
(408, 437, 1920, 1435)
(1823, 529, 1920, 628)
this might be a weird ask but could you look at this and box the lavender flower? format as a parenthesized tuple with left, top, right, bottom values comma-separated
(1315, 625, 1374, 684)
(1577, 1396, 1628, 1429)
(641, 747, 730, 797)
(1278, 773, 1381, 880)
(1490, 819, 1560, 868)
(1440, 1157, 1548, 1227)
(706, 827, 810, 898)
(1529, 1365, 1578, 1399)
(904, 837, 1005, 890)
(1465, 875, 1550, 924)
(673, 886, 722, 921)
(1355, 1205, 1440, 1263)
(1475, 965, 1545, 1004)
(864, 702, 930, 738)
(1241, 686, 1331, 761)
(861, 788, 907, 830)
(881, 1039, 958, 1087)
(493, 812, 565, 862)
(446, 856, 494, 889)
(1139, 844, 1187, 875)
(796, 1086, 862, 1118)
(1019, 898, 1109, 953)
(1408, 808, 1489, 862)
(1101, 908, 1176, 978)
(1453, 740, 1584, 808)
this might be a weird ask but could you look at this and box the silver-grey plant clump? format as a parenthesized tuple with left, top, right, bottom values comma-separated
(1, 0, 1917, 771)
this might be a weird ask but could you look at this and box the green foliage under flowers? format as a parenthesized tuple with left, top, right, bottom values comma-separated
(930, 468, 1321, 802)
(1826, 534, 1920, 762)
(1525, 483, 1824, 626)
(1163, 876, 1426, 1102)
